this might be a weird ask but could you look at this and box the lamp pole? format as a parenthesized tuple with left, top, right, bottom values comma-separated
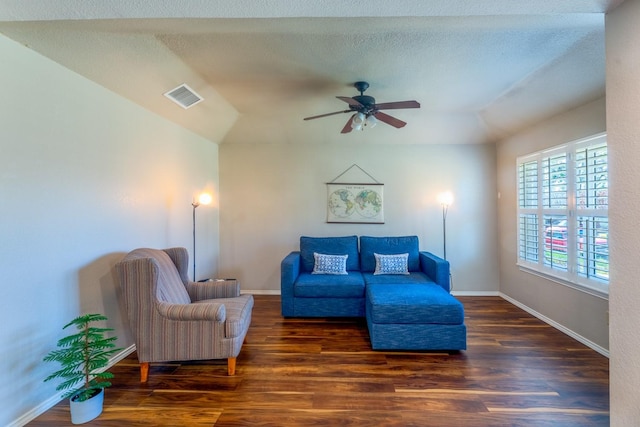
(192, 200, 200, 281)
(191, 192, 212, 282)
(437, 191, 453, 260)
(442, 203, 448, 261)
(437, 191, 454, 291)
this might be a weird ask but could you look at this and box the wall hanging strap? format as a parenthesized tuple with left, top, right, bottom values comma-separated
(328, 164, 381, 184)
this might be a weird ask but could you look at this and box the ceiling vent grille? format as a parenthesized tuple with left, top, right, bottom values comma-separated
(163, 84, 204, 109)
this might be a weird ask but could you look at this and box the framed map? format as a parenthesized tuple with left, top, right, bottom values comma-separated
(327, 183, 384, 224)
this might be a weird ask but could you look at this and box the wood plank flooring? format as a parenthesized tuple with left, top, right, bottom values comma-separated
(27, 296, 609, 426)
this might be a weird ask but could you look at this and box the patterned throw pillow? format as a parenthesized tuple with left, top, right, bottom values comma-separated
(312, 253, 349, 275)
(373, 253, 410, 275)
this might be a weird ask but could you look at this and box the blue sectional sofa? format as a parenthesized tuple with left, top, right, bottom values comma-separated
(281, 235, 466, 351)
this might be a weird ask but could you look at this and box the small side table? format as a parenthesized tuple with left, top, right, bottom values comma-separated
(198, 278, 236, 283)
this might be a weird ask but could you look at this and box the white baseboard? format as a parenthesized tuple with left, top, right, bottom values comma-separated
(242, 289, 281, 295)
(10, 345, 136, 427)
(499, 293, 609, 358)
(451, 290, 500, 297)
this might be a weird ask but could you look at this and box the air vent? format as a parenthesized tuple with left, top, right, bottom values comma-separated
(163, 84, 204, 109)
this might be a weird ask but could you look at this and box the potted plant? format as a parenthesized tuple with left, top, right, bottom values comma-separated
(43, 313, 122, 424)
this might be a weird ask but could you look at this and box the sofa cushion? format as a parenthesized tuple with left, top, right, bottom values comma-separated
(363, 271, 434, 286)
(360, 236, 420, 273)
(300, 235, 360, 272)
(312, 253, 348, 275)
(295, 272, 365, 298)
(374, 253, 409, 275)
(366, 283, 464, 325)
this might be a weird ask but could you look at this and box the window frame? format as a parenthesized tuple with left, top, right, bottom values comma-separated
(516, 132, 608, 299)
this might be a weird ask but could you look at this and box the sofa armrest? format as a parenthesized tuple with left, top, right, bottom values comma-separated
(156, 301, 226, 322)
(185, 279, 240, 301)
(281, 251, 301, 316)
(419, 251, 450, 292)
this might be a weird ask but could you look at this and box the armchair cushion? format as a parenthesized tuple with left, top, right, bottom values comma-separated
(214, 295, 254, 338)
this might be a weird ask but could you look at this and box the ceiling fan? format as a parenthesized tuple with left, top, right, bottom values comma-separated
(303, 81, 420, 134)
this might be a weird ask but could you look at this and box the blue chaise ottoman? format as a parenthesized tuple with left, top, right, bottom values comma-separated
(365, 283, 467, 351)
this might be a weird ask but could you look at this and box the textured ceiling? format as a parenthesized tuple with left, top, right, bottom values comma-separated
(0, 0, 622, 144)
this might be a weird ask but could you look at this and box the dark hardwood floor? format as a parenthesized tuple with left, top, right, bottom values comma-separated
(28, 296, 609, 426)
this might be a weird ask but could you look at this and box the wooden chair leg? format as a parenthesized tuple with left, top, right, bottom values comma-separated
(140, 362, 149, 383)
(227, 357, 236, 376)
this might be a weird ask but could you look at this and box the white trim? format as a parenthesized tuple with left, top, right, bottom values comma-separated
(10, 345, 136, 427)
(242, 289, 281, 295)
(451, 290, 500, 297)
(499, 293, 609, 358)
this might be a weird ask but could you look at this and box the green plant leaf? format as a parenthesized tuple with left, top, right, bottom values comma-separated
(43, 313, 122, 399)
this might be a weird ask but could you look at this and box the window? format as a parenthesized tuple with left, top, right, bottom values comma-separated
(517, 133, 608, 297)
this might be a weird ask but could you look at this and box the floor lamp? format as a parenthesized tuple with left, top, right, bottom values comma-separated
(192, 192, 212, 281)
(437, 192, 454, 289)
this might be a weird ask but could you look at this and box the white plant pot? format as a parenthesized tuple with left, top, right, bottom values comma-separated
(69, 388, 104, 424)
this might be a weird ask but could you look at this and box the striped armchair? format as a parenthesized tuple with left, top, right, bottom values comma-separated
(115, 247, 254, 382)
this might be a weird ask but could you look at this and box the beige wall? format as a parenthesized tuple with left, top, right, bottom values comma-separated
(0, 35, 221, 426)
(606, 0, 640, 424)
(495, 98, 608, 351)
(219, 140, 499, 295)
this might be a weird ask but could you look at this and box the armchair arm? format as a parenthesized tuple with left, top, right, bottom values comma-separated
(281, 251, 301, 316)
(156, 301, 226, 322)
(419, 251, 450, 292)
(185, 279, 241, 301)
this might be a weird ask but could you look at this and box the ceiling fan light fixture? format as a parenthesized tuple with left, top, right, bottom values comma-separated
(365, 114, 377, 128)
(351, 112, 366, 130)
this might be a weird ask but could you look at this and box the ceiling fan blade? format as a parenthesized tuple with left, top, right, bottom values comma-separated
(374, 100, 420, 110)
(336, 96, 363, 107)
(374, 111, 407, 128)
(303, 110, 351, 120)
(341, 114, 356, 133)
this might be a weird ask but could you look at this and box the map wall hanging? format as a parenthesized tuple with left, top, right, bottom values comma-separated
(326, 164, 384, 224)
(326, 183, 384, 223)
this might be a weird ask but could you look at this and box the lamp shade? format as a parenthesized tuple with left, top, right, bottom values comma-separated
(198, 193, 212, 205)
(365, 114, 377, 128)
(437, 191, 454, 206)
(351, 112, 365, 130)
